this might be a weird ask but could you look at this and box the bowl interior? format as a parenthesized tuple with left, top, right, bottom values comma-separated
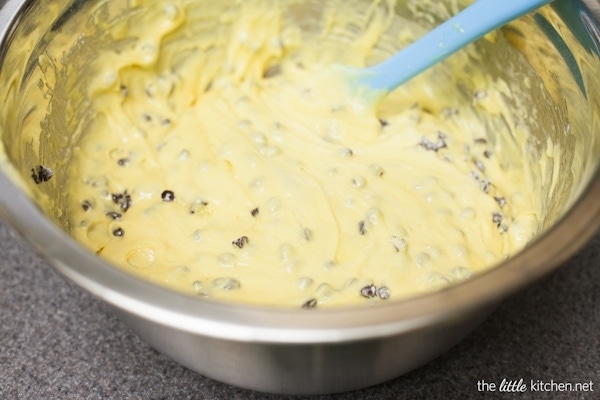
(1, 0, 599, 307)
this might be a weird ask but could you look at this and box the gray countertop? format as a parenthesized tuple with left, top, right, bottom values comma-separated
(1, 216, 598, 399)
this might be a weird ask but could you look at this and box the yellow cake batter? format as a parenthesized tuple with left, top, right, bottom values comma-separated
(64, 0, 542, 308)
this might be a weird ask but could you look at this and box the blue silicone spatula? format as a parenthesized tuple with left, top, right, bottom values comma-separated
(348, 0, 555, 103)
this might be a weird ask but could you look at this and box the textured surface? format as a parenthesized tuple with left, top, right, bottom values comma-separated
(0, 216, 598, 399)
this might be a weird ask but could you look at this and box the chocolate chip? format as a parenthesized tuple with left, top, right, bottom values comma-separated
(301, 298, 317, 309)
(302, 227, 313, 242)
(117, 158, 130, 166)
(30, 165, 53, 184)
(251, 207, 260, 217)
(263, 64, 282, 78)
(494, 196, 506, 207)
(360, 284, 377, 298)
(113, 227, 125, 237)
(358, 221, 367, 235)
(377, 286, 391, 300)
(470, 171, 492, 194)
(492, 212, 503, 226)
(161, 190, 175, 202)
(82, 200, 93, 212)
(112, 191, 132, 212)
(493, 212, 508, 233)
(480, 180, 491, 193)
(419, 132, 447, 152)
(38, 166, 53, 181)
(106, 211, 122, 220)
(232, 236, 249, 249)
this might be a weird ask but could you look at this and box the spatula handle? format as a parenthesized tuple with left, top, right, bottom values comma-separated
(363, 0, 555, 91)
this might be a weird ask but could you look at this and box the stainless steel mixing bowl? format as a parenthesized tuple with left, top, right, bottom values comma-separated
(1, 0, 599, 395)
